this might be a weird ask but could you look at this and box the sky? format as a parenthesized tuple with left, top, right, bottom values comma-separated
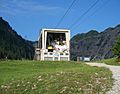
(0, 0, 120, 41)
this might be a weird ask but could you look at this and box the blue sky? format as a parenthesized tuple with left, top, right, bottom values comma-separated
(0, 0, 120, 41)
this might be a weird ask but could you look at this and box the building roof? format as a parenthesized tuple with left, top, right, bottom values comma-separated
(40, 28, 70, 34)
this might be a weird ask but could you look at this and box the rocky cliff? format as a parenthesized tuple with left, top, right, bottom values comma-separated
(71, 25, 120, 60)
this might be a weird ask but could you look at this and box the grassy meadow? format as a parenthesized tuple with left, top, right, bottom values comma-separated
(0, 60, 113, 94)
(98, 58, 120, 66)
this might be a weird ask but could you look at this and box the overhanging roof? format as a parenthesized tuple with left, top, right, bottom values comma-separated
(41, 28, 70, 33)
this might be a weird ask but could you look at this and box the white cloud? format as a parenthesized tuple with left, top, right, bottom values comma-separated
(0, 0, 64, 15)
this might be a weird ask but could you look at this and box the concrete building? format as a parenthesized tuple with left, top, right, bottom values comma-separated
(35, 28, 70, 61)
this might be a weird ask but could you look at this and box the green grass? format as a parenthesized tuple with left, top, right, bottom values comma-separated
(98, 58, 120, 66)
(0, 60, 113, 94)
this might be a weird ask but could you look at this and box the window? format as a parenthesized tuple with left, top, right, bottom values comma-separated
(46, 32, 66, 49)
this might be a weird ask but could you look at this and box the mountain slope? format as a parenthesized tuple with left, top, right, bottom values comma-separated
(71, 25, 120, 60)
(0, 17, 35, 59)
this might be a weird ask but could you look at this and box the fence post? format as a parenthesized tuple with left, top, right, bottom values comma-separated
(77, 57, 80, 62)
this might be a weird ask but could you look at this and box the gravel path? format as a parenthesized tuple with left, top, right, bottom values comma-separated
(86, 63, 120, 94)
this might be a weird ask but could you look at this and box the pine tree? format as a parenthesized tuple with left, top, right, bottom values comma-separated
(112, 36, 120, 59)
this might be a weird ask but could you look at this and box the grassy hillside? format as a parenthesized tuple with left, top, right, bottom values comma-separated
(0, 60, 113, 94)
(98, 58, 120, 66)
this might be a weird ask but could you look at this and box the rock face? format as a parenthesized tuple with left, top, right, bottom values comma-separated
(70, 25, 120, 60)
(0, 17, 35, 59)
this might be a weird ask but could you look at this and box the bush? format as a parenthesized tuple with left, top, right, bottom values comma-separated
(112, 36, 120, 60)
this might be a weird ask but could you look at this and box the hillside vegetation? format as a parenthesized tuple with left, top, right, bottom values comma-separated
(0, 60, 113, 94)
(98, 58, 120, 66)
(112, 36, 120, 59)
(0, 17, 35, 60)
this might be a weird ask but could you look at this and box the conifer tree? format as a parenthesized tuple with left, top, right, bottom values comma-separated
(112, 36, 120, 59)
